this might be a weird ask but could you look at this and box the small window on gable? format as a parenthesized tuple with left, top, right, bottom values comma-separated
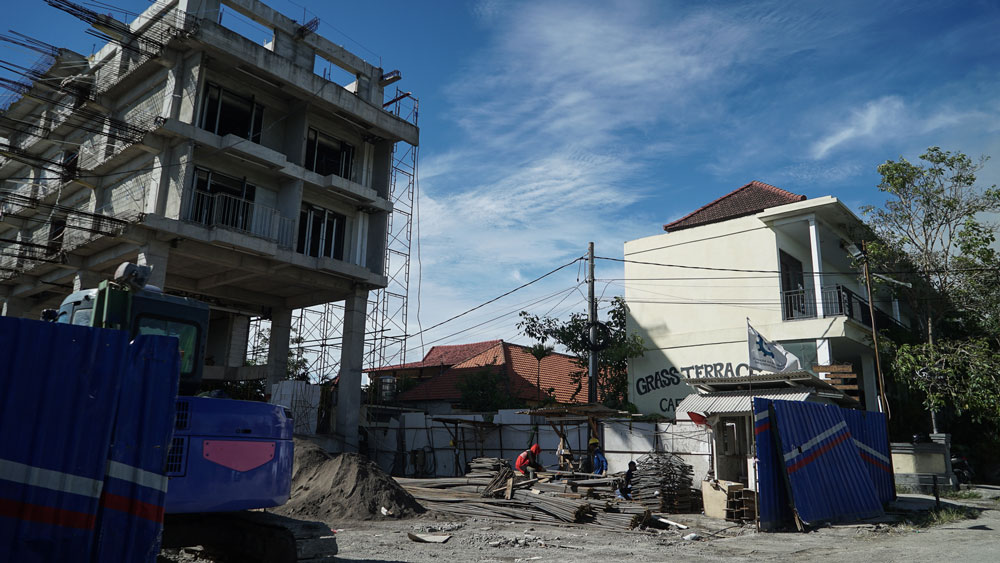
(200, 83, 264, 143)
(305, 128, 354, 180)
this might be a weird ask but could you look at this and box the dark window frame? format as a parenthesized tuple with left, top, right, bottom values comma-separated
(296, 203, 346, 260)
(199, 82, 264, 143)
(305, 127, 354, 180)
(190, 167, 256, 231)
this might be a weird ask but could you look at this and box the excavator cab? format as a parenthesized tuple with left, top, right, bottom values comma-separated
(54, 263, 209, 395)
(53, 263, 294, 515)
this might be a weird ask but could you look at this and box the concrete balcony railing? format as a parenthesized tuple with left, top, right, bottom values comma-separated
(187, 191, 294, 249)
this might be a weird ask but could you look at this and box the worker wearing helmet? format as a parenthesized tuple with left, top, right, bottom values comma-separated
(588, 437, 608, 475)
(515, 444, 544, 478)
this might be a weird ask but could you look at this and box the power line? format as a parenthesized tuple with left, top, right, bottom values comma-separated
(407, 257, 585, 340)
(599, 256, 1000, 276)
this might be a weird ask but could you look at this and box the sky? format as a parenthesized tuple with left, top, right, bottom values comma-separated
(3, 0, 1000, 363)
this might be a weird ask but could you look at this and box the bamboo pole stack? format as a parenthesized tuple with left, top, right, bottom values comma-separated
(629, 452, 697, 513)
(393, 457, 692, 530)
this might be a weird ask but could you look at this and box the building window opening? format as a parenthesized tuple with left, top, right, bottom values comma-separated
(48, 217, 67, 255)
(60, 151, 79, 181)
(779, 250, 807, 319)
(297, 204, 345, 260)
(191, 168, 256, 232)
(200, 83, 264, 143)
(305, 128, 354, 180)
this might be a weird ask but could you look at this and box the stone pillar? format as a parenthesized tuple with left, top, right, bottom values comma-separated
(137, 239, 170, 289)
(336, 287, 368, 452)
(267, 306, 292, 390)
(73, 270, 104, 292)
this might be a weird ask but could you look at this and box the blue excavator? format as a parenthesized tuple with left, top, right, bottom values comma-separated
(52, 263, 335, 561)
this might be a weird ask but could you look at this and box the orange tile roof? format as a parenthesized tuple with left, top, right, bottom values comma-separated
(367, 340, 503, 372)
(663, 180, 806, 232)
(395, 341, 586, 405)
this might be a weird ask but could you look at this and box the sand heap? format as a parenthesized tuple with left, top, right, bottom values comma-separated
(274, 439, 425, 522)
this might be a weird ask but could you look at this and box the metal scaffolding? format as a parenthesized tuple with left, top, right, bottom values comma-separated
(249, 90, 418, 382)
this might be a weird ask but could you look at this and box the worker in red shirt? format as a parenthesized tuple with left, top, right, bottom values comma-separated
(515, 444, 543, 478)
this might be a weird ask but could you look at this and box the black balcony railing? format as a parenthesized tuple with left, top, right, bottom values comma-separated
(781, 284, 901, 329)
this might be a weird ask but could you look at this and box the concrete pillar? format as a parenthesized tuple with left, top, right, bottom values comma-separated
(1, 297, 31, 318)
(271, 29, 314, 69)
(267, 306, 292, 389)
(73, 270, 103, 292)
(137, 239, 170, 289)
(282, 102, 309, 167)
(370, 140, 393, 199)
(366, 210, 386, 275)
(161, 142, 196, 219)
(807, 216, 824, 318)
(861, 353, 879, 412)
(336, 287, 368, 452)
(815, 339, 831, 372)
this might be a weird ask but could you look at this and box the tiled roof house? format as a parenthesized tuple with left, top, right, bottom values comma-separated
(367, 340, 586, 414)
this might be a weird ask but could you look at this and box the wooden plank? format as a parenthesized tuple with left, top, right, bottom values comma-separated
(813, 364, 854, 373)
(504, 477, 514, 500)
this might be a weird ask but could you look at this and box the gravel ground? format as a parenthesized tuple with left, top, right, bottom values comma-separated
(329, 487, 1000, 563)
(159, 486, 1000, 562)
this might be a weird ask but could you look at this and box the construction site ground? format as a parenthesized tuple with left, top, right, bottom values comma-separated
(162, 486, 1000, 562)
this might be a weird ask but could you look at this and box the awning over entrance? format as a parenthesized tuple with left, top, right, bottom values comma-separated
(677, 387, 812, 416)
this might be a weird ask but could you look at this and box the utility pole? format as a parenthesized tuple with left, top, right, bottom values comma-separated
(588, 242, 598, 404)
(860, 241, 890, 419)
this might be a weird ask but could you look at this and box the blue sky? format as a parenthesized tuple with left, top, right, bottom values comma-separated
(4, 1, 1000, 360)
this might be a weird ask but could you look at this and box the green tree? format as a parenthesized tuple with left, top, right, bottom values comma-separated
(518, 296, 644, 409)
(456, 367, 526, 412)
(863, 147, 1000, 431)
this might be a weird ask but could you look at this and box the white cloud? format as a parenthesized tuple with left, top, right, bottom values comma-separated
(810, 96, 906, 159)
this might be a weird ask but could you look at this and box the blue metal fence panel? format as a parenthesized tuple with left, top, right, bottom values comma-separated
(841, 408, 895, 505)
(770, 400, 883, 526)
(94, 335, 180, 563)
(753, 398, 792, 531)
(0, 317, 129, 563)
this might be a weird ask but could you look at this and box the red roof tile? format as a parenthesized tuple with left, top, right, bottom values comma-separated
(663, 181, 806, 232)
(395, 342, 586, 405)
(368, 340, 503, 372)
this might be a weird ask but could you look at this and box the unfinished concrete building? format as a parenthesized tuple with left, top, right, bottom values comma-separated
(0, 0, 418, 450)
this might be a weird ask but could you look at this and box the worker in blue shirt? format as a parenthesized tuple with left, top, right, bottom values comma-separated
(588, 437, 607, 475)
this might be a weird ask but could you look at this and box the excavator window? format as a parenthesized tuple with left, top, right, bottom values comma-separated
(136, 315, 199, 375)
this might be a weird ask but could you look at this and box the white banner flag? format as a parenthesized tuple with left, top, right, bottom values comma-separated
(747, 321, 802, 373)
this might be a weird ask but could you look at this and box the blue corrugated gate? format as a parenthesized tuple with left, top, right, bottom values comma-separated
(842, 408, 895, 505)
(753, 399, 792, 531)
(94, 335, 180, 562)
(754, 398, 889, 530)
(0, 317, 179, 562)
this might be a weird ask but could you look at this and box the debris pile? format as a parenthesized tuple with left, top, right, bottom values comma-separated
(396, 456, 694, 530)
(630, 452, 699, 513)
(275, 439, 425, 522)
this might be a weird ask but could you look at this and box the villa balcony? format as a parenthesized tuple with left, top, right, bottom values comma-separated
(781, 285, 901, 329)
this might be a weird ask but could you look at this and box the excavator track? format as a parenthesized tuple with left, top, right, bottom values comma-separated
(162, 511, 337, 562)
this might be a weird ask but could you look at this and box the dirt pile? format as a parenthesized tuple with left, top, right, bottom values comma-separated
(273, 438, 425, 522)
